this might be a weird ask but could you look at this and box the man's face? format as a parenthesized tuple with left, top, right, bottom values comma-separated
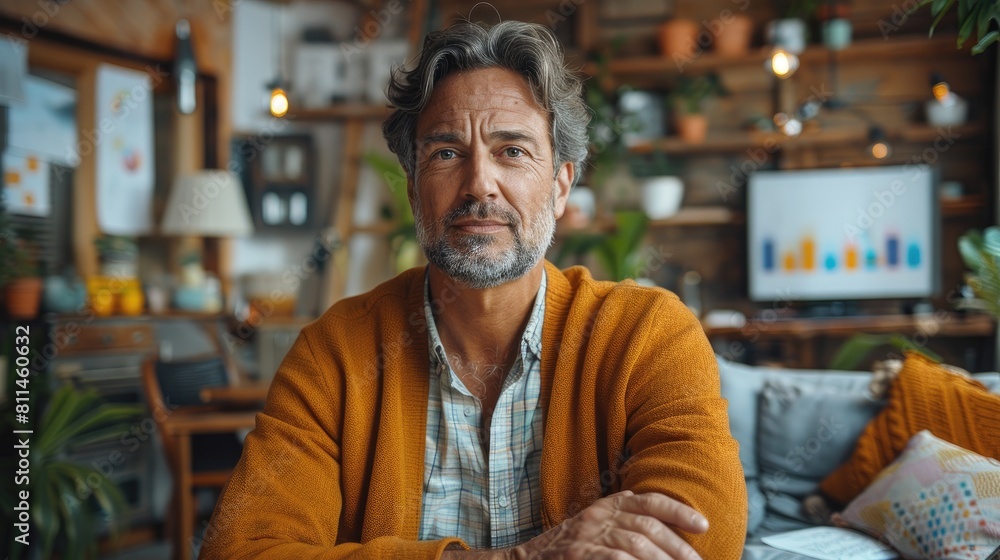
(410, 67, 573, 289)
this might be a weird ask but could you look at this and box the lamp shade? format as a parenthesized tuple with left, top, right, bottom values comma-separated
(161, 170, 254, 236)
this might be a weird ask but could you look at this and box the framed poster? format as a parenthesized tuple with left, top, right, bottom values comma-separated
(95, 63, 155, 235)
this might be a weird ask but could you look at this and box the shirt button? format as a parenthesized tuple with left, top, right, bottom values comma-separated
(498, 495, 509, 508)
(464, 406, 474, 417)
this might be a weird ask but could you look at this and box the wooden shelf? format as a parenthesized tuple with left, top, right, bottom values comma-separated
(599, 34, 968, 80)
(942, 195, 989, 218)
(284, 103, 391, 121)
(352, 221, 407, 235)
(628, 122, 986, 156)
(703, 311, 995, 339)
(558, 206, 743, 237)
(650, 206, 744, 227)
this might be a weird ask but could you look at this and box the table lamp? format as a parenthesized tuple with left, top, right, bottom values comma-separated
(161, 170, 254, 311)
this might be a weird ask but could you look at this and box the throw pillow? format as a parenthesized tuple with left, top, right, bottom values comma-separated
(838, 430, 1000, 559)
(820, 353, 1000, 506)
(756, 378, 882, 525)
(716, 355, 875, 535)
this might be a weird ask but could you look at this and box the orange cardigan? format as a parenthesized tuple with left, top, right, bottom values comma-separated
(199, 262, 747, 559)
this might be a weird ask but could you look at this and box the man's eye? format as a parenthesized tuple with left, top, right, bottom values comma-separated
(504, 147, 524, 158)
(437, 149, 456, 160)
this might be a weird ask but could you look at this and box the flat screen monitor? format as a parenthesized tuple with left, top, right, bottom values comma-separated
(747, 165, 938, 303)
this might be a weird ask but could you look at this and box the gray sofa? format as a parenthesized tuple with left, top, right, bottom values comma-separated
(716, 355, 1000, 560)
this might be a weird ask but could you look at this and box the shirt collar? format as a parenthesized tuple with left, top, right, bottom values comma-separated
(423, 269, 547, 373)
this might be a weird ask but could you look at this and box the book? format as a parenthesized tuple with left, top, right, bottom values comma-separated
(760, 527, 899, 560)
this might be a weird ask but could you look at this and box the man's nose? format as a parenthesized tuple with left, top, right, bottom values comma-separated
(459, 149, 501, 202)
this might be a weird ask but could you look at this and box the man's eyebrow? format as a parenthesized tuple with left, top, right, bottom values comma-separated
(489, 130, 539, 146)
(420, 132, 463, 146)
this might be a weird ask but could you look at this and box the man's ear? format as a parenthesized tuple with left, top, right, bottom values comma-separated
(552, 161, 574, 220)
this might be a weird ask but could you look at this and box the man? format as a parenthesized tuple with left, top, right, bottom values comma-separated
(201, 20, 746, 560)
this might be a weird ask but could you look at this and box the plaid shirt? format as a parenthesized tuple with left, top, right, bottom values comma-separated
(418, 271, 547, 549)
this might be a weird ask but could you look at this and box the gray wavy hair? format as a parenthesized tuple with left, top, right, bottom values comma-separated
(382, 20, 589, 188)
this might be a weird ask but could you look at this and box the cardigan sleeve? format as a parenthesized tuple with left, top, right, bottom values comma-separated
(619, 295, 748, 560)
(198, 329, 464, 560)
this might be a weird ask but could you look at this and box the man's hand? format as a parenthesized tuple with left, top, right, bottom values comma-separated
(512, 490, 708, 560)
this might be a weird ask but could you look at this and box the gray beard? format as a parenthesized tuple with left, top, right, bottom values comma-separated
(415, 197, 556, 289)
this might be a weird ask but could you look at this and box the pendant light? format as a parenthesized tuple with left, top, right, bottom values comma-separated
(175, 19, 197, 114)
(267, 6, 289, 118)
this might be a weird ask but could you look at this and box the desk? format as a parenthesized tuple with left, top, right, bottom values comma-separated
(161, 411, 258, 560)
(705, 312, 996, 368)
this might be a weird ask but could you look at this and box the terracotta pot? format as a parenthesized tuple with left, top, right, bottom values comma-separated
(4, 277, 43, 319)
(659, 18, 700, 59)
(714, 14, 754, 57)
(676, 113, 709, 144)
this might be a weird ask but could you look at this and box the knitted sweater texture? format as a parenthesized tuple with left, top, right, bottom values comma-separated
(200, 262, 747, 559)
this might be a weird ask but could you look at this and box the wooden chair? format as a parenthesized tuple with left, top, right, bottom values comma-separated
(141, 354, 258, 560)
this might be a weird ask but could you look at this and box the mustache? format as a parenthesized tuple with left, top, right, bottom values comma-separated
(442, 201, 520, 228)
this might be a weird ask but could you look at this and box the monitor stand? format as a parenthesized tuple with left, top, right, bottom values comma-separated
(792, 301, 863, 318)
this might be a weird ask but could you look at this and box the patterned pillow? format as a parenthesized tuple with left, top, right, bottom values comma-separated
(839, 430, 1000, 559)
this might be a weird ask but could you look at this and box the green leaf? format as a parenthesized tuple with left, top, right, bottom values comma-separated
(363, 152, 413, 226)
(35, 469, 60, 560)
(930, 0, 957, 34)
(829, 334, 892, 370)
(959, 9, 978, 44)
(981, 226, 1000, 255)
(976, 1, 993, 40)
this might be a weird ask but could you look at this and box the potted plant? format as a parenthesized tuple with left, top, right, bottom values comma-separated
(585, 47, 642, 210)
(714, 13, 755, 57)
(556, 210, 650, 283)
(914, 0, 1000, 54)
(659, 17, 701, 60)
(94, 235, 139, 278)
(0, 386, 141, 560)
(668, 73, 728, 144)
(768, 0, 821, 53)
(957, 226, 1000, 318)
(629, 152, 686, 220)
(0, 211, 43, 319)
(817, 0, 852, 50)
(363, 152, 420, 274)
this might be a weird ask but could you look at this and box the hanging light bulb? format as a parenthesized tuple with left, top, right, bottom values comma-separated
(773, 112, 802, 137)
(270, 85, 289, 118)
(766, 48, 799, 79)
(868, 127, 891, 160)
(265, 5, 290, 118)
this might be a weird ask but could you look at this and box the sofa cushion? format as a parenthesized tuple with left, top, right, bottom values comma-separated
(838, 430, 1000, 559)
(819, 354, 1000, 506)
(717, 356, 874, 535)
(756, 376, 883, 525)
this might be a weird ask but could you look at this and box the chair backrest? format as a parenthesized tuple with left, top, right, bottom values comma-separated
(155, 356, 230, 407)
(141, 353, 235, 472)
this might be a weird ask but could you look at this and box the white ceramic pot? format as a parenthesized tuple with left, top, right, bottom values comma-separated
(566, 185, 596, 224)
(926, 97, 968, 126)
(767, 18, 807, 54)
(641, 176, 684, 219)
